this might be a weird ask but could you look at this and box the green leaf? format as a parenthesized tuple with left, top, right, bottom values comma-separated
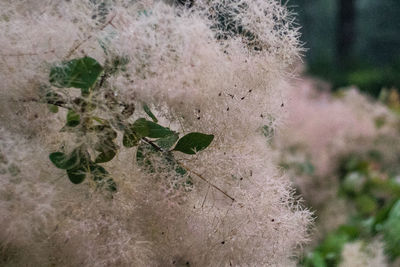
(164, 152, 187, 176)
(136, 145, 186, 178)
(336, 225, 360, 240)
(47, 104, 59, 113)
(49, 151, 79, 170)
(49, 56, 103, 95)
(374, 200, 396, 230)
(132, 118, 175, 139)
(143, 103, 158, 122)
(382, 200, 400, 259)
(89, 163, 109, 181)
(131, 118, 150, 137)
(67, 167, 86, 184)
(304, 251, 326, 267)
(355, 195, 377, 215)
(95, 140, 117, 163)
(123, 127, 140, 148)
(93, 124, 117, 140)
(136, 143, 157, 172)
(173, 132, 214, 154)
(124, 119, 175, 147)
(106, 178, 117, 192)
(50, 147, 90, 184)
(95, 149, 116, 163)
(88, 164, 116, 191)
(49, 146, 90, 171)
(66, 110, 80, 127)
(156, 133, 179, 150)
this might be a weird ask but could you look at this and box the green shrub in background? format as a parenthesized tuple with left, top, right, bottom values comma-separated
(290, 0, 400, 97)
(301, 152, 400, 266)
(308, 59, 400, 97)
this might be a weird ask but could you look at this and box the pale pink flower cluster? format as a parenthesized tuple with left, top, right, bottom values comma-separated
(0, 1, 312, 266)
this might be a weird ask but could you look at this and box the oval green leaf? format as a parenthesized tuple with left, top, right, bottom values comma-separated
(173, 132, 214, 155)
(123, 127, 140, 148)
(93, 124, 117, 140)
(89, 163, 109, 181)
(95, 140, 117, 163)
(132, 118, 175, 139)
(49, 151, 79, 170)
(49, 56, 103, 94)
(89, 163, 117, 192)
(155, 133, 179, 150)
(136, 143, 158, 172)
(143, 103, 158, 122)
(67, 167, 86, 184)
(66, 110, 80, 127)
(95, 150, 116, 163)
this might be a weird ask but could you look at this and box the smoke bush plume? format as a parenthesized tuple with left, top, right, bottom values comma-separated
(0, 1, 311, 266)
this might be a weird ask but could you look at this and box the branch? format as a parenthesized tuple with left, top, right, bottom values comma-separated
(18, 96, 82, 110)
(141, 137, 165, 152)
(177, 160, 235, 202)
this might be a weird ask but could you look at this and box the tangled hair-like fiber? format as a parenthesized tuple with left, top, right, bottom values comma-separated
(0, 0, 311, 266)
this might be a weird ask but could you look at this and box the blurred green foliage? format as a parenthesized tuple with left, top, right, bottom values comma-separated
(279, 144, 315, 176)
(301, 152, 400, 266)
(290, 0, 400, 96)
(308, 59, 400, 97)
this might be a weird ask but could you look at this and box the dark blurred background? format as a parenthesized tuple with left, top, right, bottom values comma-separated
(290, 0, 400, 97)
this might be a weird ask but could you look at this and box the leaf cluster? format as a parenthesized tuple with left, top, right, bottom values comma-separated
(45, 56, 214, 192)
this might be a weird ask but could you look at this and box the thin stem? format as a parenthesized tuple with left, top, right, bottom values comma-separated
(141, 137, 165, 152)
(177, 161, 235, 202)
(140, 138, 235, 202)
(18, 97, 69, 109)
